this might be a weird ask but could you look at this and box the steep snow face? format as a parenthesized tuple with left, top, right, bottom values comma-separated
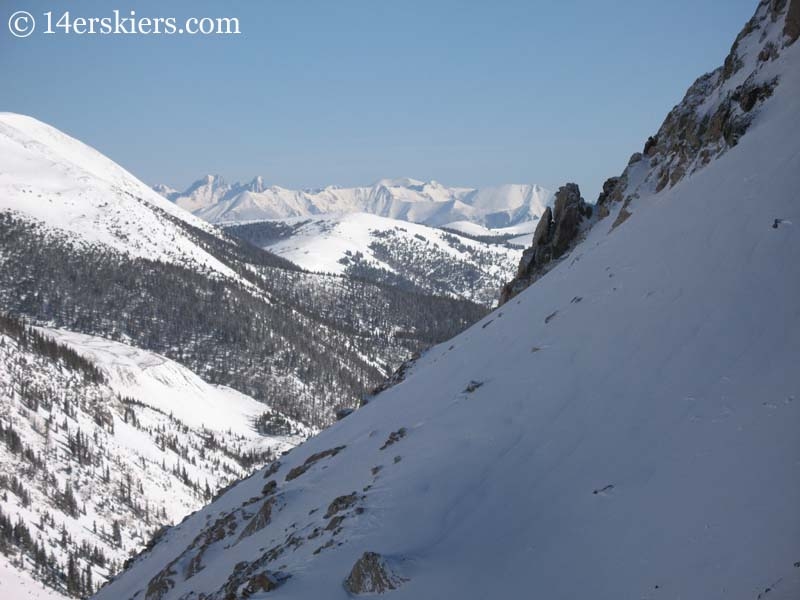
(160, 177, 552, 229)
(227, 213, 522, 306)
(0, 321, 308, 597)
(0, 114, 236, 279)
(97, 5, 800, 599)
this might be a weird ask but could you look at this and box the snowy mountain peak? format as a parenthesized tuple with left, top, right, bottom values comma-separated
(0, 113, 239, 279)
(245, 175, 268, 193)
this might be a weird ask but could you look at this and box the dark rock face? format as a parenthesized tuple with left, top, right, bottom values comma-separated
(285, 446, 346, 481)
(324, 492, 359, 519)
(595, 177, 621, 218)
(335, 408, 355, 420)
(344, 552, 405, 595)
(238, 497, 276, 541)
(595, 176, 622, 219)
(786, 0, 800, 42)
(499, 184, 591, 304)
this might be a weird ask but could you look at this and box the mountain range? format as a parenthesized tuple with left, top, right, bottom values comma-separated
(156, 176, 552, 229)
(0, 113, 487, 431)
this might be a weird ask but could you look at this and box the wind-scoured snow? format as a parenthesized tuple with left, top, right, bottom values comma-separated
(97, 5, 800, 599)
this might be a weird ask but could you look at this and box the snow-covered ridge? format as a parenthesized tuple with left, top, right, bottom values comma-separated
(157, 175, 552, 229)
(225, 212, 524, 306)
(97, 2, 800, 598)
(0, 113, 236, 279)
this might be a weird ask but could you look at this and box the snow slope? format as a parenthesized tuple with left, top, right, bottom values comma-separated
(41, 329, 303, 444)
(230, 212, 522, 305)
(0, 114, 237, 279)
(0, 555, 66, 600)
(96, 3, 800, 599)
(160, 176, 552, 229)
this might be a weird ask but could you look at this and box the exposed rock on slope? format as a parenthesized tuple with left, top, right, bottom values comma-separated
(344, 552, 406, 595)
(595, 0, 795, 224)
(504, 0, 798, 302)
(499, 183, 592, 304)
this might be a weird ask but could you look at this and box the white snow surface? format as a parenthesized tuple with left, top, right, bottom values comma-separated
(41, 329, 287, 442)
(163, 176, 552, 230)
(0, 113, 237, 279)
(0, 555, 66, 600)
(264, 212, 520, 275)
(96, 11, 800, 600)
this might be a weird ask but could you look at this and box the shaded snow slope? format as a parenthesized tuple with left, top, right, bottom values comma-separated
(160, 176, 552, 230)
(0, 114, 236, 279)
(94, 5, 800, 599)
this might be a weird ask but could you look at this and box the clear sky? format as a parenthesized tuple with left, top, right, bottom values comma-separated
(1, 0, 758, 199)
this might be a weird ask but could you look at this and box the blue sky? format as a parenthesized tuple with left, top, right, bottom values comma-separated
(1, 0, 757, 199)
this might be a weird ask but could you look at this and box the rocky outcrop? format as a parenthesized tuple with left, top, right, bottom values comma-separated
(786, 0, 800, 42)
(238, 497, 276, 542)
(595, 176, 621, 219)
(592, 0, 796, 226)
(499, 184, 592, 304)
(285, 446, 346, 481)
(344, 552, 406, 595)
(499, 1, 796, 306)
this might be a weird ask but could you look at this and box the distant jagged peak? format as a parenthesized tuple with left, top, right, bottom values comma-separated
(245, 174, 268, 193)
(185, 173, 229, 192)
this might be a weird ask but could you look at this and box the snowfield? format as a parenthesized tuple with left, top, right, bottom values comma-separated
(40, 329, 300, 444)
(94, 3, 800, 599)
